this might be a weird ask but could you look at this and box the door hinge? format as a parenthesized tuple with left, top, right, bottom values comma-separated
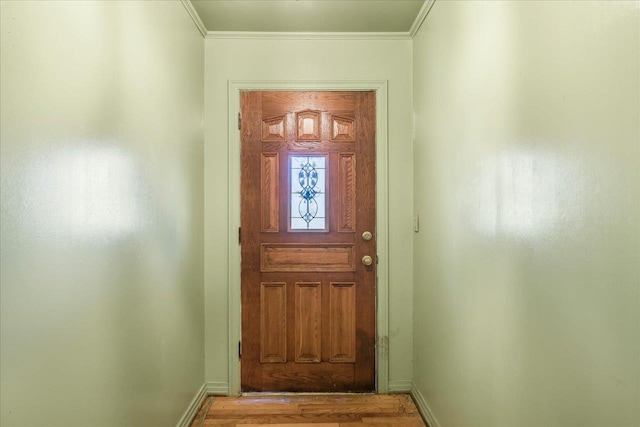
(238, 227, 241, 244)
(238, 341, 242, 359)
(238, 113, 242, 130)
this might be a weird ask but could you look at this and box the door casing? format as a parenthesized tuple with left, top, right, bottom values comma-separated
(227, 80, 389, 395)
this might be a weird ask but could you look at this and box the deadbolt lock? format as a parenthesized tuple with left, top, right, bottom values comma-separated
(362, 231, 373, 241)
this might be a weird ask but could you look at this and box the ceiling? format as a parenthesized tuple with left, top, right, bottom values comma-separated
(191, 0, 426, 33)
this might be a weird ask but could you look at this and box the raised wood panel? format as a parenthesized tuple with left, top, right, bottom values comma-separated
(295, 283, 321, 363)
(261, 153, 279, 232)
(330, 283, 356, 363)
(261, 363, 355, 392)
(260, 283, 287, 363)
(261, 244, 356, 272)
(296, 110, 321, 141)
(262, 115, 286, 142)
(331, 115, 356, 142)
(339, 153, 356, 232)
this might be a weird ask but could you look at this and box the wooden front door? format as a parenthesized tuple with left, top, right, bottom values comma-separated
(240, 91, 376, 392)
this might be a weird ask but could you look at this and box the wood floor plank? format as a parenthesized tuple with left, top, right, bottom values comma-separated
(239, 424, 340, 427)
(191, 394, 427, 427)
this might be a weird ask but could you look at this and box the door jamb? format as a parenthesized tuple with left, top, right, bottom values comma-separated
(228, 80, 389, 395)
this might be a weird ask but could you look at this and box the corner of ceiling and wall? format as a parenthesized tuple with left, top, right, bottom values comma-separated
(181, 0, 436, 40)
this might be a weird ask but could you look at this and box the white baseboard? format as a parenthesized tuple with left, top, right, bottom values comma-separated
(410, 381, 442, 427)
(388, 379, 413, 393)
(205, 381, 229, 395)
(176, 383, 207, 427)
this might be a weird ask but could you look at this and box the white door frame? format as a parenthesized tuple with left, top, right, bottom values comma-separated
(227, 80, 389, 395)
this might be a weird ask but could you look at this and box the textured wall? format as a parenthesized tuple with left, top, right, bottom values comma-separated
(412, 1, 639, 426)
(0, 2, 204, 426)
(204, 38, 414, 391)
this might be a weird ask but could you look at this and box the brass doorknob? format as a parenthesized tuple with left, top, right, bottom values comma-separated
(362, 255, 373, 266)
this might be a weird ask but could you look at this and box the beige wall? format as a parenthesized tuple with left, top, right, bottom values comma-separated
(204, 38, 414, 390)
(0, 2, 204, 426)
(412, 1, 639, 426)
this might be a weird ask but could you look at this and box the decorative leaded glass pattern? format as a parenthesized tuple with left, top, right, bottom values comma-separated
(291, 156, 326, 230)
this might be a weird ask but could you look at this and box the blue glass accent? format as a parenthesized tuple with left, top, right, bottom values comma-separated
(291, 156, 326, 230)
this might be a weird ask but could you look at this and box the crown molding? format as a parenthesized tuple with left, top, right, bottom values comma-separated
(205, 31, 412, 40)
(409, 0, 437, 38)
(181, 0, 208, 38)
(183, 0, 435, 41)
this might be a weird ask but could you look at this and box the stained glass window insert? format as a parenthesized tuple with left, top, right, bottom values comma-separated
(290, 155, 326, 230)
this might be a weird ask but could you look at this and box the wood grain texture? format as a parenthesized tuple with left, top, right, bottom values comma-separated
(295, 282, 322, 363)
(192, 394, 428, 427)
(353, 92, 376, 390)
(260, 283, 287, 363)
(261, 244, 355, 272)
(262, 92, 357, 114)
(262, 115, 286, 142)
(241, 91, 264, 391)
(261, 153, 279, 232)
(241, 91, 376, 392)
(338, 153, 356, 232)
(331, 115, 356, 142)
(296, 110, 321, 141)
(261, 363, 355, 392)
(330, 283, 356, 363)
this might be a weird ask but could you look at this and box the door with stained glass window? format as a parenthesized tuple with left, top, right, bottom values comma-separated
(240, 91, 376, 392)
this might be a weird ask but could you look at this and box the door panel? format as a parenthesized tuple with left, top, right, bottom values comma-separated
(338, 153, 356, 232)
(261, 153, 279, 232)
(260, 283, 287, 363)
(294, 282, 322, 363)
(329, 282, 356, 362)
(261, 243, 356, 272)
(241, 91, 376, 392)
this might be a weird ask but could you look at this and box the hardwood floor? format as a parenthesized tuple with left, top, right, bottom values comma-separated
(190, 394, 428, 427)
